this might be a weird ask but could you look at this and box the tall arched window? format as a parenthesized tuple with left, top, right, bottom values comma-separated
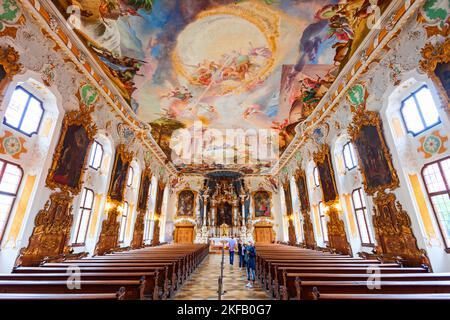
(88, 140, 104, 170)
(3, 86, 44, 136)
(343, 142, 357, 170)
(318, 201, 328, 243)
(400, 85, 440, 136)
(72, 188, 95, 246)
(0, 159, 23, 244)
(421, 156, 450, 251)
(351, 188, 373, 246)
(119, 201, 129, 243)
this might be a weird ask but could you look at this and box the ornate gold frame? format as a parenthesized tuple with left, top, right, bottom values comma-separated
(251, 188, 273, 219)
(419, 37, 450, 112)
(313, 144, 339, 206)
(175, 189, 197, 219)
(348, 108, 400, 196)
(107, 144, 133, 204)
(46, 107, 97, 195)
(0, 46, 22, 97)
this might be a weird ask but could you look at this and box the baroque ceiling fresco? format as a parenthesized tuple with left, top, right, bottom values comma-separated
(53, 0, 390, 174)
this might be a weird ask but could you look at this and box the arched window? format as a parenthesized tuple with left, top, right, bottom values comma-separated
(318, 201, 328, 243)
(127, 166, 134, 187)
(88, 140, 104, 170)
(421, 157, 450, 251)
(313, 167, 320, 187)
(343, 142, 357, 170)
(351, 188, 373, 245)
(0, 159, 23, 244)
(400, 85, 440, 136)
(119, 201, 129, 243)
(3, 86, 44, 136)
(72, 188, 95, 246)
(144, 211, 152, 242)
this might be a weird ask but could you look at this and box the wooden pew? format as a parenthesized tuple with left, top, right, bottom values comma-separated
(0, 272, 160, 300)
(0, 279, 145, 300)
(14, 265, 170, 299)
(0, 288, 126, 300)
(315, 293, 450, 300)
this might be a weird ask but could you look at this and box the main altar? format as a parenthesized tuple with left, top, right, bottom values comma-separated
(194, 172, 254, 245)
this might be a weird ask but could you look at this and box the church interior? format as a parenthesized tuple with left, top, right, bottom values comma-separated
(0, 0, 449, 302)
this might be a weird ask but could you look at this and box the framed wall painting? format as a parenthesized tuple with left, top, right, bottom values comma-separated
(108, 144, 132, 202)
(313, 144, 338, 205)
(253, 190, 272, 218)
(176, 189, 196, 217)
(46, 109, 97, 195)
(137, 168, 152, 212)
(348, 109, 399, 196)
(283, 181, 293, 216)
(295, 168, 310, 212)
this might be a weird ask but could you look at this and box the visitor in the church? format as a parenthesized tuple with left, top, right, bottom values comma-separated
(238, 239, 245, 269)
(245, 241, 256, 288)
(228, 235, 237, 266)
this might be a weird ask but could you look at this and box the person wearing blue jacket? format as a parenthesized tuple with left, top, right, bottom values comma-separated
(244, 241, 256, 288)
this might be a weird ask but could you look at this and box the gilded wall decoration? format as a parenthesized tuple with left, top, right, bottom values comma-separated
(154, 181, 166, 217)
(327, 207, 352, 256)
(107, 144, 133, 203)
(78, 83, 99, 107)
(348, 108, 400, 196)
(131, 166, 152, 249)
(282, 180, 293, 217)
(372, 191, 432, 269)
(420, 38, 450, 107)
(15, 191, 74, 266)
(419, 0, 450, 37)
(0, 45, 22, 96)
(0, 130, 27, 159)
(346, 83, 368, 110)
(46, 108, 97, 195)
(94, 206, 121, 256)
(418, 130, 448, 158)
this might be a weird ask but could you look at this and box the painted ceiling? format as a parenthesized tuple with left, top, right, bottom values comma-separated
(53, 0, 389, 174)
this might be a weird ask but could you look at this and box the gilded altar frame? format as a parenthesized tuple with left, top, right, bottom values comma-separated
(175, 189, 197, 219)
(313, 144, 339, 206)
(251, 188, 273, 219)
(46, 107, 97, 195)
(348, 108, 400, 196)
(107, 144, 133, 205)
(419, 37, 450, 111)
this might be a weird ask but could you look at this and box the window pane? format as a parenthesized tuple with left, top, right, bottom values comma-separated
(92, 145, 103, 169)
(0, 194, 14, 237)
(4, 88, 29, 128)
(76, 209, 91, 244)
(352, 190, 362, 209)
(423, 163, 446, 193)
(441, 159, 450, 186)
(402, 97, 424, 134)
(416, 87, 440, 127)
(356, 209, 371, 243)
(84, 189, 94, 209)
(343, 144, 353, 169)
(119, 216, 127, 242)
(0, 163, 22, 194)
(314, 167, 320, 186)
(20, 97, 43, 135)
(430, 194, 450, 243)
(127, 168, 134, 186)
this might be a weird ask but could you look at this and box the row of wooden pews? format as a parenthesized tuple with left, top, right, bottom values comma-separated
(0, 244, 209, 300)
(256, 244, 450, 300)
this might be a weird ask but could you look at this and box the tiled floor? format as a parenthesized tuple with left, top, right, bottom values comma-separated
(173, 254, 270, 300)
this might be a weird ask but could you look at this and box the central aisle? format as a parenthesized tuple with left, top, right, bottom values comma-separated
(174, 254, 270, 300)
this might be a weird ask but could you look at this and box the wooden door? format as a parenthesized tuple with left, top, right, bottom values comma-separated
(254, 226, 273, 244)
(175, 226, 194, 244)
